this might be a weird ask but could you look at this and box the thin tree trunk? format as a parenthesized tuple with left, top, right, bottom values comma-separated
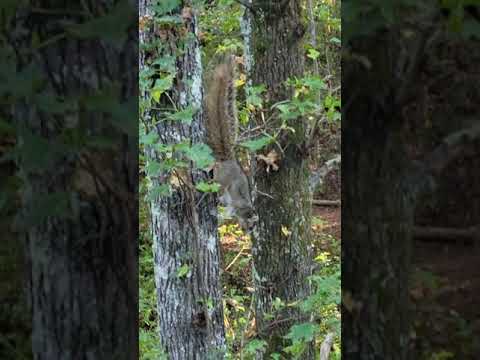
(140, 1, 226, 358)
(245, 1, 314, 356)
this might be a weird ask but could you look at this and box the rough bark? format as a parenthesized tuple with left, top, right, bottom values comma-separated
(0, 145, 31, 359)
(7, 1, 139, 358)
(342, 118, 415, 359)
(140, 1, 226, 358)
(245, 0, 314, 356)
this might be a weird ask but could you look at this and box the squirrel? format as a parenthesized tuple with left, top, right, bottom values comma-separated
(204, 55, 258, 232)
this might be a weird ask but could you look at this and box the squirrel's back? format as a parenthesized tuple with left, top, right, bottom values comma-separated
(204, 55, 238, 161)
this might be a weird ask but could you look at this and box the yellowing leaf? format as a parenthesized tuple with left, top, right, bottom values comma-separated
(235, 75, 246, 87)
(257, 150, 280, 173)
(281, 226, 291, 237)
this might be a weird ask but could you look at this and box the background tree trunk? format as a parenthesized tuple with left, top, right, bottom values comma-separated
(0, 141, 31, 359)
(245, 0, 314, 356)
(7, 1, 139, 358)
(342, 116, 415, 359)
(139, 1, 226, 358)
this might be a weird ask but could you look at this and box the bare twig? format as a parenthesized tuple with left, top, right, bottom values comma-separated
(225, 245, 247, 272)
(255, 189, 274, 199)
(423, 123, 480, 176)
(309, 154, 341, 192)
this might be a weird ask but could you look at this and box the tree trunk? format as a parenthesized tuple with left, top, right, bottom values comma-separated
(341, 26, 422, 356)
(140, 1, 226, 358)
(8, 1, 139, 358)
(245, 0, 314, 356)
(342, 123, 415, 359)
(0, 144, 31, 359)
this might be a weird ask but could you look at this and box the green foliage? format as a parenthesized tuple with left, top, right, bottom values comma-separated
(139, 329, 168, 360)
(240, 135, 274, 152)
(176, 264, 191, 278)
(196, 181, 221, 193)
(66, 1, 135, 46)
(180, 143, 215, 169)
(244, 339, 267, 355)
(152, 0, 181, 16)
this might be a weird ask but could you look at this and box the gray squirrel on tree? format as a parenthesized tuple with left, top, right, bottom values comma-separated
(204, 55, 258, 232)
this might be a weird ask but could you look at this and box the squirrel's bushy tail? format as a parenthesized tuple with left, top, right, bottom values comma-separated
(205, 55, 238, 161)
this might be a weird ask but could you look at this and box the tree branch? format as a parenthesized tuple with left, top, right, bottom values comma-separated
(313, 199, 340, 206)
(424, 123, 480, 175)
(409, 122, 480, 199)
(414, 225, 480, 243)
(309, 154, 341, 192)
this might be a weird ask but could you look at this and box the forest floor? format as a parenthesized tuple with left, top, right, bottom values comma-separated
(313, 205, 341, 241)
(411, 239, 480, 358)
(311, 185, 480, 359)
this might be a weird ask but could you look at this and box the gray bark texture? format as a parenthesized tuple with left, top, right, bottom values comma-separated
(0, 144, 31, 359)
(341, 18, 431, 359)
(7, 1, 139, 359)
(139, 1, 226, 358)
(246, 0, 314, 356)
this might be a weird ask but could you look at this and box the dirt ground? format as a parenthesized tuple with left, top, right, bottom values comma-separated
(313, 205, 341, 241)
(313, 201, 480, 356)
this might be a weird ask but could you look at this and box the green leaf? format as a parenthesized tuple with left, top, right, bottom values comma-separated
(330, 37, 341, 44)
(302, 76, 326, 90)
(181, 143, 215, 169)
(146, 161, 162, 176)
(152, 75, 174, 102)
(196, 181, 220, 193)
(152, 0, 181, 16)
(176, 264, 190, 278)
(246, 85, 266, 108)
(307, 48, 320, 60)
(240, 136, 273, 152)
(147, 184, 171, 201)
(82, 85, 137, 136)
(284, 323, 319, 343)
(66, 1, 135, 46)
(141, 131, 159, 145)
(167, 106, 197, 124)
(244, 339, 267, 354)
